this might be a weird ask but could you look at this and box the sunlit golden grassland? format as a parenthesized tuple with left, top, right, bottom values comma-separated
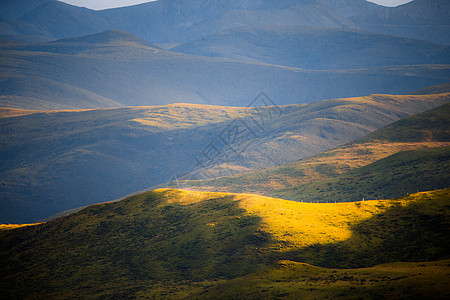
(0, 223, 41, 231)
(235, 188, 449, 253)
(1, 188, 448, 299)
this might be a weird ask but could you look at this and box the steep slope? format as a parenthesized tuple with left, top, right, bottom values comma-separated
(2, 30, 449, 110)
(0, 188, 448, 298)
(19, 1, 111, 39)
(0, 0, 355, 43)
(323, 0, 386, 17)
(174, 99, 450, 198)
(98, 0, 355, 43)
(173, 26, 450, 69)
(0, 0, 54, 20)
(2, 93, 448, 223)
(351, 0, 450, 44)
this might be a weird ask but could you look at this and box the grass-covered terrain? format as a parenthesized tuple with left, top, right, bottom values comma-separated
(274, 146, 450, 202)
(198, 260, 450, 299)
(3, 93, 447, 223)
(0, 188, 448, 298)
(174, 101, 450, 202)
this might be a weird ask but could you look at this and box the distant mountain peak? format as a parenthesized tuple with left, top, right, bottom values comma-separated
(53, 29, 160, 48)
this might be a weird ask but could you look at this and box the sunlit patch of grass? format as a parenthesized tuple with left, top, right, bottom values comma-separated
(0, 223, 41, 230)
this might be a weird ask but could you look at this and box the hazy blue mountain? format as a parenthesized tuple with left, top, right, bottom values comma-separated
(323, 0, 386, 17)
(0, 34, 53, 44)
(2, 0, 357, 42)
(351, 0, 450, 44)
(20, 1, 111, 39)
(93, 0, 355, 43)
(0, 0, 54, 19)
(0, 18, 50, 37)
(173, 26, 449, 69)
(411, 82, 450, 94)
(2, 30, 449, 110)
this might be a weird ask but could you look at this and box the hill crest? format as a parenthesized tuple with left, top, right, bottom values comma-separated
(53, 29, 161, 48)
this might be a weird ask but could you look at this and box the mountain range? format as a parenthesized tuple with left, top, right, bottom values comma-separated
(172, 99, 450, 201)
(2, 91, 448, 223)
(351, 0, 450, 44)
(0, 0, 449, 298)
(0, 1, 448, 111)
(173, 25, 450, 69)
(1, 29, 449, 111)
(0, 0, 447, 44)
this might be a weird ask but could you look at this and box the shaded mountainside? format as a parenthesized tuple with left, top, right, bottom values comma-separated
(411, 82, 450, 95)
(1, 93, 448, 223)
(0, 188, 449, 298)
(0, 0, 54, 20)
(172, 100, 450, 200)
(1, 0, 448, 46)
(3, 30, 449, 110)
(323, 0, 387, 17)
(173, 26, 450, 70)
(0, 0, 354, 42)
(351, 0, 450, 44)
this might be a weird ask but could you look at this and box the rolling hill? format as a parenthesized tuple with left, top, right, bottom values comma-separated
(171, 100, 450, 200)
(3, 30, 449, 110)
(173, 26, 450, 69)
(1, 92, 448, 223)
(0, 188, 448, 298)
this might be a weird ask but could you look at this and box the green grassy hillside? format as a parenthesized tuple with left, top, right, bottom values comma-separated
(3, 93, 447, 223)
(0, 188, 448, 298)
(273, 146, 450, 202)
(198, 260, 450, 300)
(174, 101, 450, 200)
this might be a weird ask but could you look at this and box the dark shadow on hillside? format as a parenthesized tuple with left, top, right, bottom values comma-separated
(0, 191, 275, 298)
(279, 191, 450, 269)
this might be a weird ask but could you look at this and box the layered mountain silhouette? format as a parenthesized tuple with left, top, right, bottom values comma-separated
(0, 1, 448, 110)
(0, 0, 354, 41)
(1, 29, 449, 110)
(0, 1, 449, 298)
(1, 0, 448, 45)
